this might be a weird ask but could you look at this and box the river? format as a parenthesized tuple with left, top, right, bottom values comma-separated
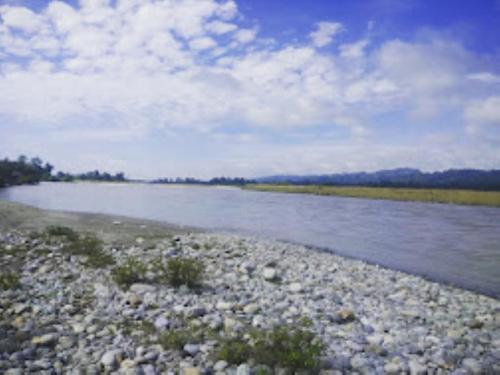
(1, 182, 499, 298)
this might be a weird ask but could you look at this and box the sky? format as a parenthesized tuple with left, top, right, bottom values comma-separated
(0, 0, 500, 179)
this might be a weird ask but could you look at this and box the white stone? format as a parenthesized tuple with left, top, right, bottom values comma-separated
(154, 316, 169, 330)
(408, 360, 427, 375)
(100, 350, 122, 368)
(183, 344, 199, 356)
(236, 364, 251, 375)
(32, 334, 57, 346)
(129, 283, 156, 293)
(262, 267, 277, 280)
(214, 361, 228, 371)
(462, 358, 482, 374)
(289, 282, 303, 293)
(243, 303, 259, 314)
(216, 301, 234, 310)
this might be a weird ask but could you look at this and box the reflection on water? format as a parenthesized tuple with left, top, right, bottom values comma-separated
(1, 182, 499, 298)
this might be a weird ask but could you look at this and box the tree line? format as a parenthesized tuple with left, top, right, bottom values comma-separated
(0, 155, 126, 187)
(152, 177, 256, 186)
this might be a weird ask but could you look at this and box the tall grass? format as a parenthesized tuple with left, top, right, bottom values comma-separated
(244, 184, 500, 207)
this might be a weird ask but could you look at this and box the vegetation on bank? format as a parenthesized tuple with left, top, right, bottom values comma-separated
(0, 155, 126, 187)
(0, 156, 53, 187)
(245, 184, 500, 207)
(152, 176, 256, 186)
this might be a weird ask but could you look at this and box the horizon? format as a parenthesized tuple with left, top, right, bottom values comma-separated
(1, 0, 500, 179)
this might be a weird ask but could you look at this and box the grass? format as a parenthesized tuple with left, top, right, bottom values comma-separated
(154, 257, 204, 288)
(244, 184, 500, 207)
(158, 323, 215, 351)
(215, 326, 324, 372)
(64, 233, 115, 268)
(0, 272, 20, 290)
(45, 225, 79, 241)
(111, 257, 147, 290)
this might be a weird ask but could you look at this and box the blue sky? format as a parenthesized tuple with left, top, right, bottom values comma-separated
(1, 0, 499, 178)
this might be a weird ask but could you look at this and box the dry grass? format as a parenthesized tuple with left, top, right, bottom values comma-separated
(245, 184, 500, 207)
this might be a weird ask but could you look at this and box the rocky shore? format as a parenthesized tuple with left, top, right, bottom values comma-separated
(0, 202, 499, 374)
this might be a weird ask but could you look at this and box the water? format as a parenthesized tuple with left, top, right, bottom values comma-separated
(1, 182, 499, 298)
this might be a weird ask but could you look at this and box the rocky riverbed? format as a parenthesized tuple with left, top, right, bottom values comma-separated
(0, 216, 499, 374)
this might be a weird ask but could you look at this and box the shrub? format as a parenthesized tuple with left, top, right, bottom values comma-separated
(159, 323, 215, 351)
(0, 272, 20, 290)
(155, 257, 204, 288)
(158, 329, 193, 351)
(45, 225, 79, 241)
(111, 257, 147, 290)
(65, 234, 114, 268)
(216, 336, 252, 365)
(251, 326, 324, 372)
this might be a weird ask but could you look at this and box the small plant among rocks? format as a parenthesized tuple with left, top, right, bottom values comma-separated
(0, 272, 20, 290)
(216, 336, 252, 365)
(215, 326, 324, 371)
(251, 326, 324, 371)
(65, 234, 114, 268)
(45, 225, 79, 241)
(154, 257, 204, 288)
(111, 257, 147, 290)
(158, 323, 214, 351)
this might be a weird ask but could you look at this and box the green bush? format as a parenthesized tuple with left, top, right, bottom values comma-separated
(216, 337, 252, 365)
(0, 272, 20, 290)
(158, 329, 193, 351)
(111, 257, 147, 290)
(251, 326, 324, 372)
(45, 225, 79, 241)
(65, 234, 114, 268)
(154, 257, 204, 288)
(159, 323, 215, 351)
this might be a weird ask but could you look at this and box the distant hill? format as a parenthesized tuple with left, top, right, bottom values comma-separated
(256, 168, 500, 191)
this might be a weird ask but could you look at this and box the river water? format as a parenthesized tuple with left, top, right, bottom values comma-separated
(1, 182, 499, 298)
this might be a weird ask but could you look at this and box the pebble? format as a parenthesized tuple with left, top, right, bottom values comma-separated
(0, 228, 498, 374)
(32, 334, 57, 346)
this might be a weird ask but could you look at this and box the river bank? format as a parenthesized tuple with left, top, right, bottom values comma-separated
(244, 185, 500, 207)
(0, 201, 499, 374)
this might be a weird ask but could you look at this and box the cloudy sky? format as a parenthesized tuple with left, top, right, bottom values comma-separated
(1, 0, 500, 179)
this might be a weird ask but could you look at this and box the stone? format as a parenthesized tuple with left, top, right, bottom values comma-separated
(462, 358, 482, 374)
(408, 360, 427, 375)
(13, 303, 29, 314)
(101, 350, 123, 368)
(181, 367, 201, 375)
(289, 282, 304, 293)
(32, 333, 57, 346)
(121, 359, 137, 369)
(334, 309, 356, 324)
(183, 344, 199, 356)
(128, 294, 142, 307)
(58, 336, 76, 350)
(236, 364, 251, 375)
(72, 323, 86, 334)
(214, 361, 228, 371)
(384, 362, 401, 375)
(154, 316, 169, 330)
(243, 303, 259, 314)
(262, 267, 278, 281)
(129, 283, 156, 293)
(467, 319, 484, 329)
(216, 301, 234, 311)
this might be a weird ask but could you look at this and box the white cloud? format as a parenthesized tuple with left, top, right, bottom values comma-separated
(465, 96, 500, 131)
(468, 72, 500, 84)
(206, 20, 237, 34)
(0, 5, 41, 33)
(310, 21, 343, 47)
(233, 28, 257, 44)
(0, 0, 499, 177)
(189, 36, 217, 50)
